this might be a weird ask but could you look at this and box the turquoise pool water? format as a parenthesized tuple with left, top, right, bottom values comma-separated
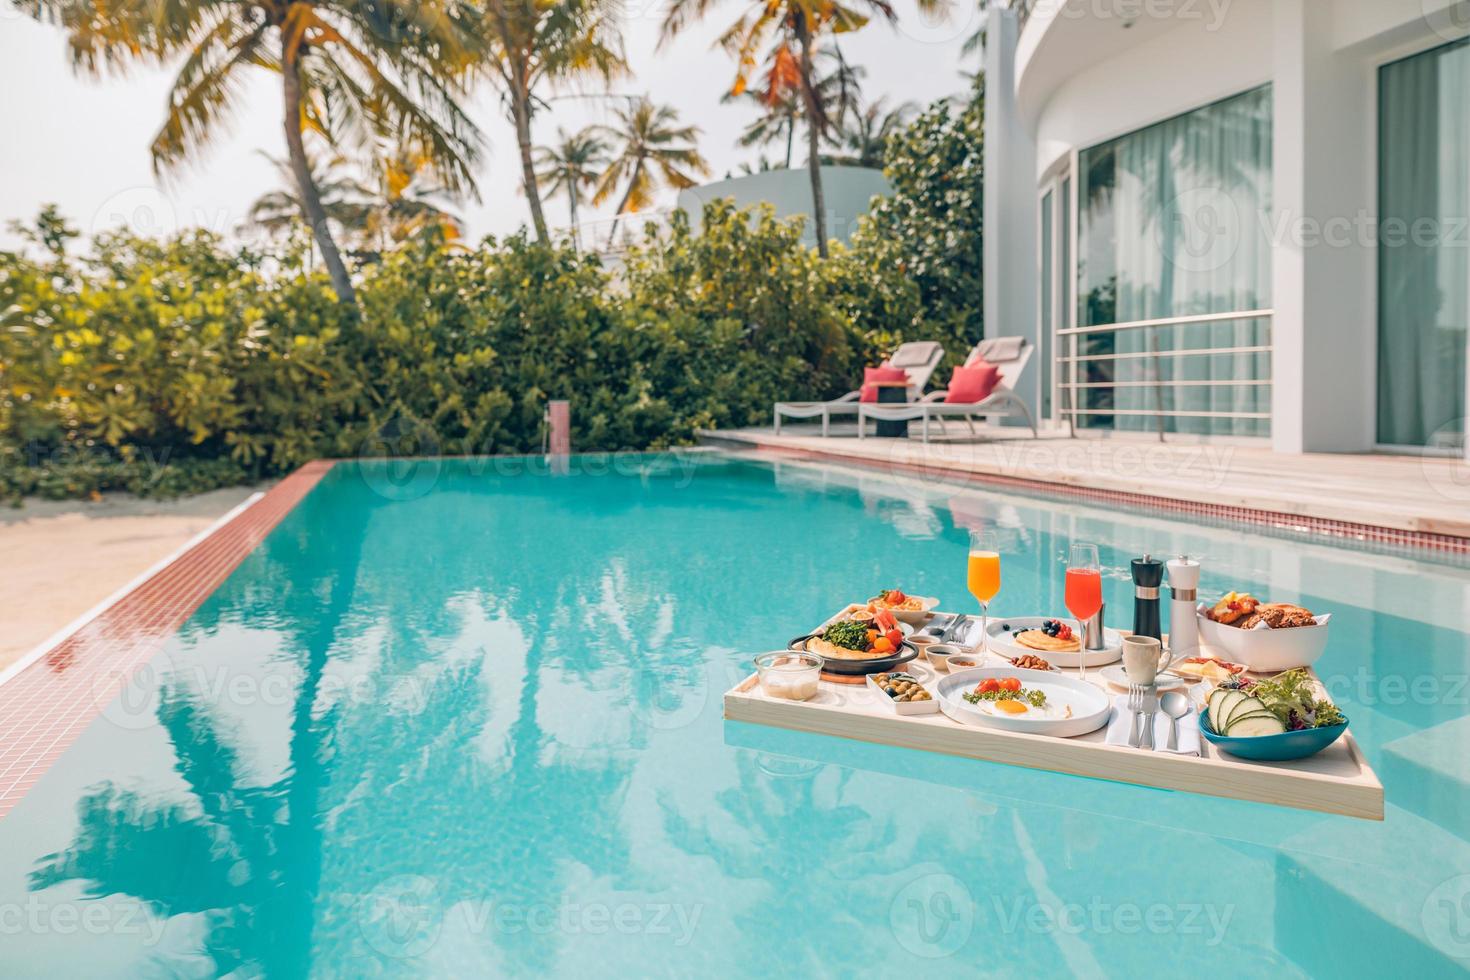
(3, 453, 1469, 977)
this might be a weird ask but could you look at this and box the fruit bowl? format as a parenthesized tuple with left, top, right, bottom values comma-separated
(1198, 707, 1347, 761)
(1197, 610, 1329, 673)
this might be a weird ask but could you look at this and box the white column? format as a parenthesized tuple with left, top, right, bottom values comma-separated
(983, 5, 1039, 422)
(1270, 0, 1377, 454)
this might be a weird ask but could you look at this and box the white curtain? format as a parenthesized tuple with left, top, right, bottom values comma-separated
(1378, 41, 1469, 449)
(1076, 87, 1273, 436)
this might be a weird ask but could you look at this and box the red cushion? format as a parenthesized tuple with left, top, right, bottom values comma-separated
(860, 366, 910, 402)
(944, 361, 1001, 404)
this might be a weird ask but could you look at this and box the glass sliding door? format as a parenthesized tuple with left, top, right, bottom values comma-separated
(1378, 40, 1469, 451)
(1075, 86, 1273, 436)
(1038, 170, 1073, 426)
(1039, 188, 1054, 422)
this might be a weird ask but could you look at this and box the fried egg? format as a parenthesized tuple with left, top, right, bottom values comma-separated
(970, 696, 1074, 721)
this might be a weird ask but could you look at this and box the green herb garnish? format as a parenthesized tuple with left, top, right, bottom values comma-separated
(819, 620, 871, 652)
(963, 688, 1047, 708)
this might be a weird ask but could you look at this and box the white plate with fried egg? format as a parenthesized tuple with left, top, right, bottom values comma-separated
(936, 667, 1112, 737)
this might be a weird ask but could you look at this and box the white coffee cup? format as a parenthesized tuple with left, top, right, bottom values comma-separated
(1122, 635, 1170, 686)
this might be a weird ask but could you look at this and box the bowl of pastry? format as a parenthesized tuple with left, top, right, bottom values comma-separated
(1197, 591, 1330, 673)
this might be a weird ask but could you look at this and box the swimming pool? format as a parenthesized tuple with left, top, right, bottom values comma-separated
(2, 452, 1468, 976)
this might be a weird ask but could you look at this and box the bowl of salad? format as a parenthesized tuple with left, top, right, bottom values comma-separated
(1199, 669, 1348, 761)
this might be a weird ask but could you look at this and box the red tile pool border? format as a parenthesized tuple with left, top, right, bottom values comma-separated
(0, 460, 335, 820)
(736, 441, 1470, 555)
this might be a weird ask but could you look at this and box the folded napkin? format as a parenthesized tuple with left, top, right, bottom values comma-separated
(1104, 695, 1201, 755)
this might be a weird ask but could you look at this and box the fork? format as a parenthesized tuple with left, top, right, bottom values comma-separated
(1127, 685, 1144, 747)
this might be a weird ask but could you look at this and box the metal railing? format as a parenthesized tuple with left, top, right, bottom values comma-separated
(552, 209, 678, 259)
(1055, 309, 1274, 439)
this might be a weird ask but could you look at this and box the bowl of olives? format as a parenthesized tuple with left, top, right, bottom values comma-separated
(867, 672, 939, 715)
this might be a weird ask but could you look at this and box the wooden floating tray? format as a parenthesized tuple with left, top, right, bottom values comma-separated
(726, 615, 1383, 820)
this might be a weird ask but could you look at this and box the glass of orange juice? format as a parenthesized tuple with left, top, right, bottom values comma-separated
(967, 530, 1001, 652)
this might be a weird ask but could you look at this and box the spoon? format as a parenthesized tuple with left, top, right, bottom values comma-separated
(1160, 691, 1190, 751)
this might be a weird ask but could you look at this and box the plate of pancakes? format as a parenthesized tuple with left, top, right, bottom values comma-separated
(984, 616, 1124, 668)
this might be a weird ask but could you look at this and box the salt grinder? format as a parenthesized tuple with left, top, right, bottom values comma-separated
(1167, 556, 1201, 660)
(1131, 554, 1164, 641)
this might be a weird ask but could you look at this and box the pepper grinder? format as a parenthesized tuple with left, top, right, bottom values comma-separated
(1167, 555, 1201, 660)
(1131, 554, 1164, 642)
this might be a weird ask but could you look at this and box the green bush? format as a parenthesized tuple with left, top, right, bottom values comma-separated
(853, 82, 985, 363)
(0, 91, 985, 502)
(0, 203, 940, 501)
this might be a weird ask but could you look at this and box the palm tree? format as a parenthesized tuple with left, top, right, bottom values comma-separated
(243, 153, 372, 257)
(592, 97, 709, 246)
(661, 0, 944, 258)
(474, 0, 625, 243)
(534, 127, 611, 250)
(357, 145, 464, 252)
(726, 47, 863, 170)
(824, 96, 915, 168)
(22, 0, 483, 304)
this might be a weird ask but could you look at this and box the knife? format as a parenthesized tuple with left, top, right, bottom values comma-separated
(941, 614, 969, 644)
(1141, 688, 1160, 750)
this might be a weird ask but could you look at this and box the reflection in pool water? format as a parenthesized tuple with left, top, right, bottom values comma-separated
(1, 454, 1468, 977)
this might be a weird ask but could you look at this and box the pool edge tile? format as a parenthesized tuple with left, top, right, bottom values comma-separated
(0, 460, 336, 820)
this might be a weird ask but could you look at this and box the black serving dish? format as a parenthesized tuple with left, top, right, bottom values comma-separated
(787, 633, 920, 676)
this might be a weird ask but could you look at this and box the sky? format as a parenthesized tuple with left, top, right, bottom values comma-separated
(0, 2, 981, 251)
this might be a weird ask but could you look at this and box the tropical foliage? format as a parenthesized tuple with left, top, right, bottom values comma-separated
(592, 98, 709, 244)
(851, 83, 985, 349)
(1, 82, 984, 502)
(0, 199, 926, 500)
(474, 0, 625, 243)
(727, 47, 863, 171)
(20, 0, 483, 304)
(534, 127, 612, 249)
(662, 0, 946, 257)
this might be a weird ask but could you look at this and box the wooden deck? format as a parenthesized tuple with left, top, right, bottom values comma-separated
(700, 425, 1470, 546)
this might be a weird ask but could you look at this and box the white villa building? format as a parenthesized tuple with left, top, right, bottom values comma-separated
(982, 0, 1470, 458)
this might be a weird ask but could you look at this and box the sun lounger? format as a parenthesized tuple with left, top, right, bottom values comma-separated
(773, 341, 945, 436)
(856, 336, 1038, 443)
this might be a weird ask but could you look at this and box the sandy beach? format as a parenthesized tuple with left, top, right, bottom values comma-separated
(0, 485, 267, 673)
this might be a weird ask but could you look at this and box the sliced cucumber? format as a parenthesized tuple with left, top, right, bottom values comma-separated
(1224, 695, 1268, 730)
(1225, 712, 1287, 737)
(1211, 691, 1247, 732)
(1206, 689, 1230, 731)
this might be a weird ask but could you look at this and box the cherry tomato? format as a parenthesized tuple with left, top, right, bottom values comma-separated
(887, 590, 907, 604)
(977, 678, 1001, 694)
(885, 629, 904, 647)
(999, 677, 1022, 692)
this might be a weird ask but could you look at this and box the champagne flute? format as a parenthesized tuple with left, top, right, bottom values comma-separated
(1064, 543, 1103, 679)
(967, 530, 1001, 655)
